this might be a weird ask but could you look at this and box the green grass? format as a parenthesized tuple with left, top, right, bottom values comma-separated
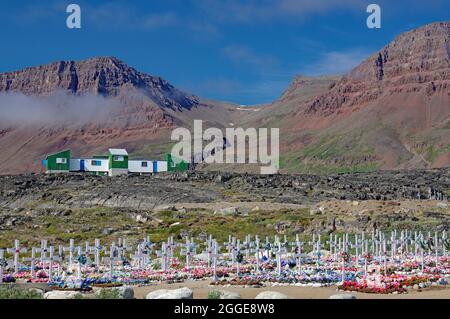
(95, 289, 122, 299)
(444, 121, 450, 130)
(130, 142, 175, 160)
(0, 285, 43, 299)
(208, 291, 222, 300)
(280, 131, 378, 174)
(280, 155, 379, 175)
(425, 145, 441, 163)
(1, 202, 447, 254)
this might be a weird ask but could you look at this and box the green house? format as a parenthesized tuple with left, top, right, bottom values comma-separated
(108, 149, 129, 176)
(45, 150, 71, 173)
(166, 153, 189, 172)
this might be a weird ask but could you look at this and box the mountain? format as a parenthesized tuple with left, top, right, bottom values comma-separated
(0, 57, 240, 174)
(259, 21, 450, 174)
(0, 56, 197, 110)
(0, 22, 449, 175)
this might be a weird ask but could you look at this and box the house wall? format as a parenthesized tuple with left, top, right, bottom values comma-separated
(83, 158, 110, 173)
(129, 160, 154, 174)
(70, 159, 81, 171)
(155, 161, 168, 173)
(46, 150, 71, 172)
(109, 154, 129, 169)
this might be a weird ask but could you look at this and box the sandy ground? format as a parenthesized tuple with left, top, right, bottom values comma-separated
(133, 280, 450, 299)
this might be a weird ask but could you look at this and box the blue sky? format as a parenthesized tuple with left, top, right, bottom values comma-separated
(0, 0, 448, 105)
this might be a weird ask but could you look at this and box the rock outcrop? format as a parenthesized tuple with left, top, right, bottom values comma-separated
(255, 291, 290, 299)
(145, 287, 193, 299)
(0, 56, 198, 111)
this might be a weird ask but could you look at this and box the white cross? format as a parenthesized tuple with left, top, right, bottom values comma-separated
(293, 235, 305, 274)
(63, 239, 78, 266)
(264, 237, 272, 260)
(115, 238, 131, 261)
(156, 243, 169, 271)
(132, 244, 147, 269)
(180, 239, 197, 270)
(223, 235, 233, 255)
(274, 242, 287, 277)
(23, 247, 38, 278)
(326, 234, 336, 257)
(38, 240, 48, 263)
(235, 239, 243, 275)
(243, 235, 253, 259)
(6, 240, 27, 273)
(43, 246, 62, 282)
(254, 236, 265, 273)
(351, 235, 363, 261)
(95, 239, 103, 268)
(102, 244, 122, 278)
(210, 241, 221, 282)
(203, 237, 214, 268)
(0, 249, 7, 284)
(442, 232, 448, 257)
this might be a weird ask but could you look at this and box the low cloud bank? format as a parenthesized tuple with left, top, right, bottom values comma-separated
(0, 91, 121, 127)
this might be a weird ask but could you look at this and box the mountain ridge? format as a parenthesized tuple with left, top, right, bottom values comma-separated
(0, 21, 449, 174)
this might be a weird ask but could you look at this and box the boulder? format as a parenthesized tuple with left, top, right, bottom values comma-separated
(170, 222, 181, 228)
(329, 294, 357, 300)
(136, 215, 148, 224)
(218, 290, 242, 299)
(255, 291, 290, 299)
(214, 207, 238, 216)
(310, 206, 325, 215)
(117, 286, 135, 299)
(44, 291, 82, 299)
(437, 202, 448, 209)
(275, 221, 292, 234)
(146, 287, 193, 299)
(157, 205, 177, 212)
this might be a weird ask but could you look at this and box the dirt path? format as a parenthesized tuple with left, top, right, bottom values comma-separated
(134, 280, 450, 299)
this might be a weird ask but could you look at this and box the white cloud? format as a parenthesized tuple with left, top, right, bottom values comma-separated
(0, 92, 120, 127)
(299, 49, 371, 76)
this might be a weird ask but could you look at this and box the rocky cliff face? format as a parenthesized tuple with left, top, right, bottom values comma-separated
(0, 56, 198, 111)
(0, 57, 240, 174)
(272, 22, 450, 173)
(303, 22, 450, 116)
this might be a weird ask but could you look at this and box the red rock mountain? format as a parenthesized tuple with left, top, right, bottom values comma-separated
(253, 21, 450, 173)
(0, 57, 239, 174)
(0, 22, 449, 175)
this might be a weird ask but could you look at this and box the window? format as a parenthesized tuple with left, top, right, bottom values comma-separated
(56, 158, 67, 164)
(113, 156, 124, 162)
(141, 162, 148, 167)
(91, 160, 101, 166)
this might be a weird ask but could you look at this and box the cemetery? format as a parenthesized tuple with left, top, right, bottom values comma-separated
(0, 169, 448, 298)
(0, 230, 449, 299)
